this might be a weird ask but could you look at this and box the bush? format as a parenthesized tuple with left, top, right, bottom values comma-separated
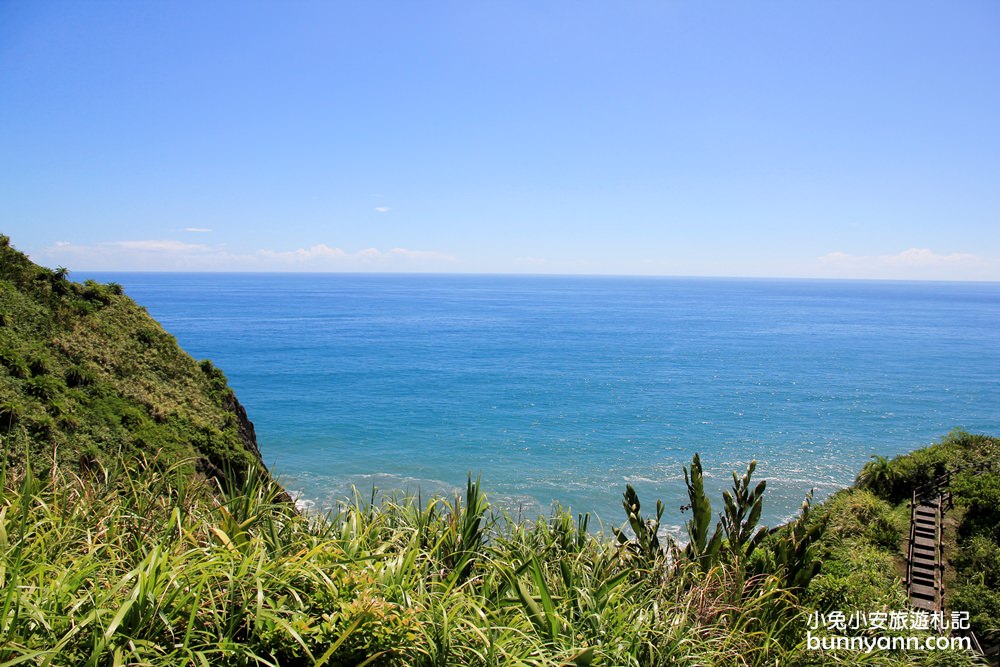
(821, 488, 901, 551)
(0, 347, 29, 378)
(953, 472, 1000, 544)
(883, 446, 950, 502)
(27, 354, 52, 376)
(0, 399, 23, 431)
(24, 375, 64, 401)
(953, 535, 1000, 591)
(950, 582, 1000, 642)
(65, 364, 96, 387)
(805, 541, 907, 612)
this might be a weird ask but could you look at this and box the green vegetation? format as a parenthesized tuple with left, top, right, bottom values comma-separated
(856, 429, 1000, 646)
(0, 234, 263, 482)
(802, 488, 907, 613)
(1, 448, 981, 666)
(0, 235, 991, 664)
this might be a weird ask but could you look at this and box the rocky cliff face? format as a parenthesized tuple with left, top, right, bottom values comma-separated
(224, 391, 263, 464)
(0, 234, 273, 487)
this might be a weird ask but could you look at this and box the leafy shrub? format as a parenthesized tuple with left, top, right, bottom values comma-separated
(0, 347, 29, 378)
(77, 442, 103, 469)
(952, 535, 1000, 590)
(64, 364, 96, 387)
(878, 431, 1000, 504)
(882, 445, 950, 502)
(24, 375, 64, 401)
(80, 279, 114, 305)
(27, 353, 52, 376)
(0, 399, 23, 431)
(950, 582, 1000, 643)
(200, 359, 229, 395)
(823, 488, 901, 551)
(136, 328, 158, 346)
(953, 472, 1000, 544)
(805, 541, 907, 612)
(855, 455, 897, 499)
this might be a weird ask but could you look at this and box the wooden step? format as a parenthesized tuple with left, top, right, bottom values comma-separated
(907, 485, 950, 614)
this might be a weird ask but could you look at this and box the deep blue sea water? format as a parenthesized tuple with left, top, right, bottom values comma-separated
(81, 273, 1000, 537)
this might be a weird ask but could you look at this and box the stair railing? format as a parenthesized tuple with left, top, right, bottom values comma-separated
(906, 488, 917, 596)
(935, 492, 945, 611)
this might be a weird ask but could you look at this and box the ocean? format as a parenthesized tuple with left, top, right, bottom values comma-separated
(81, 273, 1000, 537)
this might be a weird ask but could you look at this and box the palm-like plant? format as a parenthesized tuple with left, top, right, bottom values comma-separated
(721, 460, 767, 570)
(683, 453, 724, 572)
(856, 454, 897, 498)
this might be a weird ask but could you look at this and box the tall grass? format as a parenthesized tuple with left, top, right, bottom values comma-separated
(0, 453, 972, 666)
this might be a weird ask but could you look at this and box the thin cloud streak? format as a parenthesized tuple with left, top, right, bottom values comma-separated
(817, 248, 995, 280)
(29, 240, 996, 281)
(36, 239, 456, 272)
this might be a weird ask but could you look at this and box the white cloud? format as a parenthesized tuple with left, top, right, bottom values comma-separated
(879, 247, 979, 267)
(37, 239, 455, 272)
(256, 243, 349, 261)
(817, 248, 994, 280)
(184, 227, 212, 233)
(35, 239, 227, 271)
(374, 207, 390, 213)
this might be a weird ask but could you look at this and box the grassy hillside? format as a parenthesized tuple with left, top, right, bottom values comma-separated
(0, 234, 262, 482)
(2, 447, 985, 666)
(853, 429, 1000, 646)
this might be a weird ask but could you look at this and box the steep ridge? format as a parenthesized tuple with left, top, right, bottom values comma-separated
(0, 234, 267, 485)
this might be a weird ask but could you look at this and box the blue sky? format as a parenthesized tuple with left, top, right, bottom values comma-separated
(1, 1, 998, 279)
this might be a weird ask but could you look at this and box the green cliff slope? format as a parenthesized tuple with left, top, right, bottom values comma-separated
(0, 234, 263, 481)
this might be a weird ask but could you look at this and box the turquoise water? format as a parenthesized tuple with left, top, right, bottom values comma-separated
(83, 273, 1000, 536)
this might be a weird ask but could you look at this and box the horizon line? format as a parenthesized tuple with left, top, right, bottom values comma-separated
(64, 269, 1000, 286)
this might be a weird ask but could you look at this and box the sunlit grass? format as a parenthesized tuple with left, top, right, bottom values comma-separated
(1, 452, 977, 666)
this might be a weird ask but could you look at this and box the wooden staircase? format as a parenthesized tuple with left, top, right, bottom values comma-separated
(906, 492, 945, 611)
(903, 462, 998, 664)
